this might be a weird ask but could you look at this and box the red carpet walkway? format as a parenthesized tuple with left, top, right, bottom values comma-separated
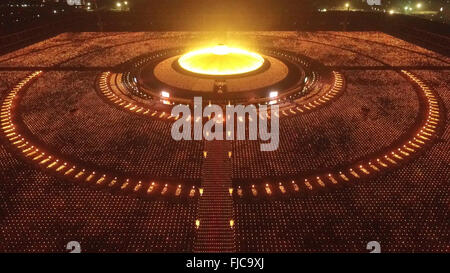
(194, 140, 236, 252)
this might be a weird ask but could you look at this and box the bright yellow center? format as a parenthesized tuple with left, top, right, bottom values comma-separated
(178, 45, 264, 76)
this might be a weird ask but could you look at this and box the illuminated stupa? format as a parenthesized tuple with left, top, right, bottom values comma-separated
(178, 44, 265, 76)
(134, 43, 305, 104)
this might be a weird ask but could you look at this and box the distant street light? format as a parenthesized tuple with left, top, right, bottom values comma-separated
(344, 3, 350, 31)
(416, 3, 422, 9)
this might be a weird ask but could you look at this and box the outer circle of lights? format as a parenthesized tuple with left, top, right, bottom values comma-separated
(0, 68, 443, 200)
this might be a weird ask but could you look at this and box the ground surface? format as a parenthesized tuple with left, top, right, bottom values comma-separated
(0, 31, 448, 252)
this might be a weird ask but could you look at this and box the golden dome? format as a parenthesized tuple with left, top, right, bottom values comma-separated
(178, 45, 264, 76)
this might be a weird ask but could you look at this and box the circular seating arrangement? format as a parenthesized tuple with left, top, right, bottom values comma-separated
(0, 62, 443, 201)
(0, 31, 448, 252)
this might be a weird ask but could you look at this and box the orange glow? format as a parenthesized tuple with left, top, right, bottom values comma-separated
(178, 45, 264, 76)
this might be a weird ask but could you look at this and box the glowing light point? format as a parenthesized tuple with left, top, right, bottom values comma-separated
(211, 44, 230, 55)
(161, 91, 170, 98)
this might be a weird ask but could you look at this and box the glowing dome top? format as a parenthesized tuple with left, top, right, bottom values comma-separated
(178, 45, 265, 76)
